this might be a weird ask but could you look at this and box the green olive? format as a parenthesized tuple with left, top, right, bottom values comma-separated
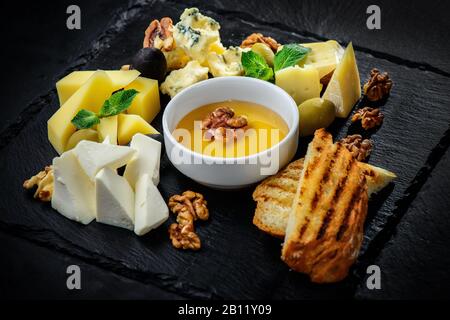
(251, 43, 275, 67)
(298, 98, 336, 136)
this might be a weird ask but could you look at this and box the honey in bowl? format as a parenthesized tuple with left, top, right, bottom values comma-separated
(174, 100, 289, 158)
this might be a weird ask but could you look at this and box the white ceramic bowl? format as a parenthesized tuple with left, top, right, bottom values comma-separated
(162, 76, 299, 189)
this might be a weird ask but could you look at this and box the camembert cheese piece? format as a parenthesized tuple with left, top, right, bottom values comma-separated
(322, 42, 361, 118)
(56, 70, 140, 105)
(134, 174, 169, 236)
(52, 151, 96, 225)
(160, 61, 209, 98)
(173, 8, 221, 64)
(275, 65, 321, 105)
(207, 46, 244, 77)
(73, 140, 136, 181)
(48, 71, 113, 154)
(95, 167, 135, 230)
(124, 134, 161, 188)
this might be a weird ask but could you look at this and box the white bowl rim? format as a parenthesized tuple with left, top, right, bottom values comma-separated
(162, 76, 299, 163)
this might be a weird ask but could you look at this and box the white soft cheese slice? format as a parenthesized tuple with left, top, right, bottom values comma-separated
(95, 167, 135, 230)
(124, 133, 161, 188)
(52, 151, 96, 224)
(73, 140, 135, 181)
(134, 174, 169, 236)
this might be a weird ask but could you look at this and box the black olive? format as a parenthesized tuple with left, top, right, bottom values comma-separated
(130, 48, 167, 83)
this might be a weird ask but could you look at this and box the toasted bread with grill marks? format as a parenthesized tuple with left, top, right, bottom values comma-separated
(252, 144, 395, 239)
(281, 129, 369, 283)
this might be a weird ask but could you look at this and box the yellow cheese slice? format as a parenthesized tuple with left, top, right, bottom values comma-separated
(125, 77, 160, 123)
(322, 42, 361, 118)
(118, 114, 159, 145)
(97, 115, 118, 145)
(48, 71, 113, 154)
(301, 40, 344, 79)
(56, 70, 140, 105)
(65, 129, 98, 151)
(275, 65, 321, 105)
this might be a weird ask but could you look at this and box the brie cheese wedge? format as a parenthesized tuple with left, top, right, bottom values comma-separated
(134, 174, 169, 236)
(73, 140, 135, 181)
(52, 151, 96, 224)
(124, 133, 161, 188)
(95, 167, 135, 230)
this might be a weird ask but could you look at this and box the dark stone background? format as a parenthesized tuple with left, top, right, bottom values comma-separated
(1, 0, 449, 299)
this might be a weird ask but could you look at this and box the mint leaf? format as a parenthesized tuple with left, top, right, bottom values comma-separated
(274, 44, 311, 72)
(98, 89, 139, 118)
(71, 109, 100, 129)
(241, 51, 274, 81)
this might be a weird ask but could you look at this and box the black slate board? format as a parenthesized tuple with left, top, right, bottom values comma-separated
(1, 0, 450, 299)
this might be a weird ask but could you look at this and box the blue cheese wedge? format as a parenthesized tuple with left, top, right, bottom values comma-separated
(73, 140, 136, 181)
(52, 151, 96, 225)
(95, 167, 135, 230)
(134, 174, 169, 236)
(124, 133, 161, 188)
(173, 8, 221, 64)
(207, 46, 244, 77)
(160, 60, 209, 98)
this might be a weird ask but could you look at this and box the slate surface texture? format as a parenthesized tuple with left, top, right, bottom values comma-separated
(1, 0, 449, 299)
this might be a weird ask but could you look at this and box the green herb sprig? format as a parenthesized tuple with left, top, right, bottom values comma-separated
(71, 89, 139, 129)
(241, 43, 311, 82)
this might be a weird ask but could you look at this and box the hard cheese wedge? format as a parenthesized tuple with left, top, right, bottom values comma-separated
(118, 114, 159, 145)
(275, 65, 321, 105)
(73, 140, 136, 181)
(322, 42, 361, 118)
(301, 40, 344, 79)
(48, 71, 113, 154)
(56, 70, 140, 105)
(134, 174, 169, 236)
(52, 151, 96, 224)
(124, 133, 161, 188)
(125, 77, 160, 123)
(96, 167, 135, 230)
(97, 115, 118, 145)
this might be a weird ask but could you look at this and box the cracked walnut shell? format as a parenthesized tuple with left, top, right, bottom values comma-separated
(363, 68, 393, 102)
(23, 166, 54, 202)
(240, 33, 280, 53)
(339, 134, 373, 162)
(143, 17, 175, 52)
(352, 107, 384, 130)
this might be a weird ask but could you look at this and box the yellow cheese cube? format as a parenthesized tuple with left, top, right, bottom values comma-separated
(48, 71, 113, 154)
(275, 66, 321, 105)
(56, 70, 140, 105)
(65, 129, 98, 151)
(322, 42, 361, 118)
(124, 77, 160, 123)
(97, 115, 118, 145)
(300, 40, 344, 79)
(118, 114, 159, 145)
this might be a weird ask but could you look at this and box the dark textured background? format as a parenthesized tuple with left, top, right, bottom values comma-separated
(1, 0, 449, 299)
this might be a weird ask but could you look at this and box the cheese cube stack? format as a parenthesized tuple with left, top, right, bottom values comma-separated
(51, 136, 168, 235)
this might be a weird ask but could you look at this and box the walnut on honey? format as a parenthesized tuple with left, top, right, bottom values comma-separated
(351, 107, 384, 130)
(240, 33, 281, 53)
(201, 106, 248, 142)
(23, 166, 54, 202)
(339, 134, 373, 162)
(363, 68, 393, 102)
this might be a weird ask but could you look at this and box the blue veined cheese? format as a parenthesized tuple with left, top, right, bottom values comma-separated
(173, 8, 221, 64)
(164, 47, 191, 71)
(207, 46, 244, 77)
(160, 61, 209, 98)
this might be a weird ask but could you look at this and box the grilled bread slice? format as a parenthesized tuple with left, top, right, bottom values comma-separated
(252, 146, 395, 238)
(253, 158, 305, 238)
(281, 129, 369, 283)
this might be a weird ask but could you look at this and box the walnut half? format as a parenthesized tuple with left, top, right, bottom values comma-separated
(351, 107, 384, 130)
(363, 68, 393, 102)
(143, 17, 175, 52)
(23, 166, 54, 202)
(339, 134, 373, 162)
(240, 33, 280, 53)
